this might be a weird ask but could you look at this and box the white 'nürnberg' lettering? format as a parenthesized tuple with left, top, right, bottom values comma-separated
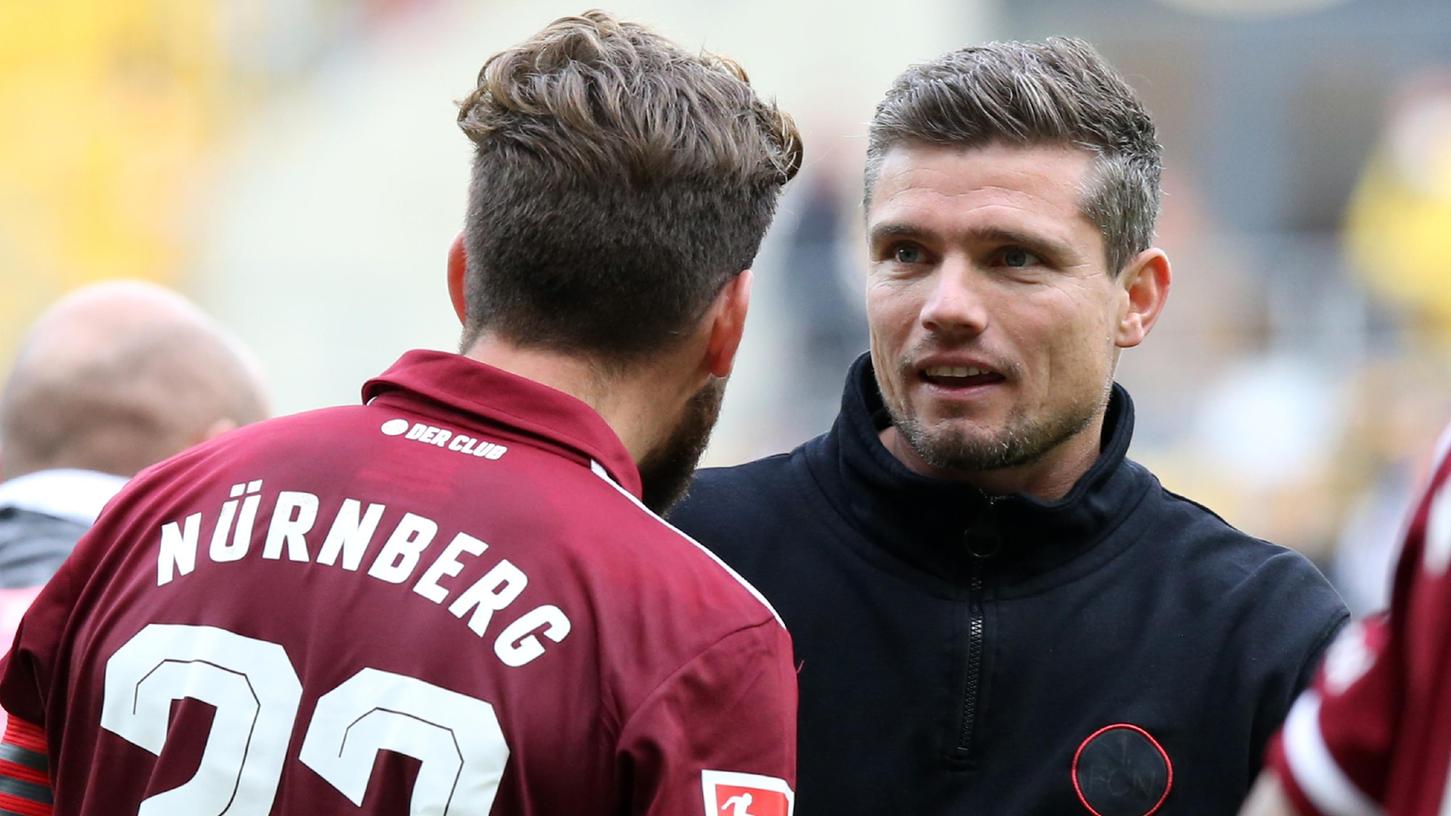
(158, 513, 202, 586)
(153, 482, 569, 666)
(367, 513, 438, 583)
(414, 532, 488, 604)
(316, 499, 386, 570)
(264, 491, 318, 561)
(448, 561, 527, 636)
(495, 605, 571, 668)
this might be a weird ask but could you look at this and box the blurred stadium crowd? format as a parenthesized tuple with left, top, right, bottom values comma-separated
(1, 0, 1450, 616)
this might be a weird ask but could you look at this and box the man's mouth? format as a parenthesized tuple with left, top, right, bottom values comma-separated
(920, 365, 1005, 389)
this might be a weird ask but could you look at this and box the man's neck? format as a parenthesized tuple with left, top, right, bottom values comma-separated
(463, 337, 677, 465)
(878, 416, 1105, 502)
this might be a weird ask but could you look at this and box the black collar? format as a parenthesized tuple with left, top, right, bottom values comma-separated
(805, 354, 1154, 590)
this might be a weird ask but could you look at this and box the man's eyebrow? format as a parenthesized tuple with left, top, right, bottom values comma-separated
(961, 226, 1076, 259)
(868, 222, 1080, 260)
(867, 222, 925, 244)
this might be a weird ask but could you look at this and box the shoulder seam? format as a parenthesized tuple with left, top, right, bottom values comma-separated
(588, 461, 785, 629)
(1156, 484, 1239, 530)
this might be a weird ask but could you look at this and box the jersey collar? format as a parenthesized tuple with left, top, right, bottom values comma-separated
(361, 350, 643, 498)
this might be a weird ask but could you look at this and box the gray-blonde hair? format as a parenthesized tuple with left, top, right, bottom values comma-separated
(865, 37, 1161, 276)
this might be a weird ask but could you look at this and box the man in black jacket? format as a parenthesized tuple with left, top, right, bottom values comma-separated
(669, 38, 1348, 815)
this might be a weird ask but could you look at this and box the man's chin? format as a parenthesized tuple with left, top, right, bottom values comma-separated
(916, 437, 1003, 472)
(898, 416, 1025, 474)
(904, 404, 1096, 475)
(915, 415, 999, 446)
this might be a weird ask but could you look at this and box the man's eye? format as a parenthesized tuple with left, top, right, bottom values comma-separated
(893, 245, 924, 264)
(999, 248, 1040, 268)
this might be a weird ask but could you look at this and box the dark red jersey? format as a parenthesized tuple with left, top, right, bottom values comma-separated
(1267, 425, 1451, 815)
(0, 350, 796, 815)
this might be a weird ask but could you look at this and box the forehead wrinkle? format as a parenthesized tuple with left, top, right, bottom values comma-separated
(874, 141, 1096, 207)
(870, 198, 1083, 260)
(867, 144, 1104, 262)
(874, 173, 1087, 222)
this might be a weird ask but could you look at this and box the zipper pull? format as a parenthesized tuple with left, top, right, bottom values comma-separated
(963, 516, 1002, 560)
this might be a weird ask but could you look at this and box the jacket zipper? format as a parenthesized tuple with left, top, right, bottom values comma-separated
(955, 560, 986, 758)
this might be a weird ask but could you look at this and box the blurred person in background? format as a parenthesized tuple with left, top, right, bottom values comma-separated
(778, 173, 866, 437)
(0, 11, 802, 815)
(1329, 356, 1451, 616)
(671, 37, 1347, 815)
(1343, 70, 1451, 349)
(1325, 70, 1451, 615)
(1241, 424, 1451, 816)
(0, 280, 268, 590)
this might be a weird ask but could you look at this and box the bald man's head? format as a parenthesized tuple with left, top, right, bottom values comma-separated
(0, 282, 268, 480)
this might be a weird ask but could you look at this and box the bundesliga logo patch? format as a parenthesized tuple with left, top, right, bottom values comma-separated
(701, 770, 794, 816)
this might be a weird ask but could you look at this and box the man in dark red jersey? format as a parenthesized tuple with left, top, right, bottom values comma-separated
(1241, 424, 1451, 816)
(0, 10, 803, 815)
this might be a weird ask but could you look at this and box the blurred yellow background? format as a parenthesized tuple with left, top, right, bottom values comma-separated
(0, 0, 222, 349)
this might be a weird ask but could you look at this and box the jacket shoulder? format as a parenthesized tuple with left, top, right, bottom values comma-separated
(679, 453, 797, 512)
(1140, 475, 1348, 658)
(1138, 476, 1349, 748)
(669, 452, 805, 536)
(1149, 477, 1339, 594)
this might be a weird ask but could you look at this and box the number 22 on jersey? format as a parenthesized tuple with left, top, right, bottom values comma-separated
(100, 624, 509, 815)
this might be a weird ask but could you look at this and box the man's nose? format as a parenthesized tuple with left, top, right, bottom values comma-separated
(919, 259, 988, 337)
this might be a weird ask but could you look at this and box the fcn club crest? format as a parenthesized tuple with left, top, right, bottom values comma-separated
(701, 770, 794, 816)
(1071, 723, 1173, 816)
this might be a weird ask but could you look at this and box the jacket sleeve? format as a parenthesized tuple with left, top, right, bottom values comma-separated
(615, 619, 797, 816)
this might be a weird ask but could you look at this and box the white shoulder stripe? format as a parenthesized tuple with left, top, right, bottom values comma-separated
(1282, 692, 1384, 816)
(589, 461, 785, 629)
(1434, 422, 1451, 468)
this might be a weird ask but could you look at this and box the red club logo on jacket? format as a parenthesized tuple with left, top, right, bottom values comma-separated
(1072, 723, 1173, 816)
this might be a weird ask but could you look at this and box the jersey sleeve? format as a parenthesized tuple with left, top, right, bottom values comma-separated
(615, 619, 797, 816)
(1264, 615, 1395, 815)
(0, 716, 52, 815)
(1265, 431, 1451, 815)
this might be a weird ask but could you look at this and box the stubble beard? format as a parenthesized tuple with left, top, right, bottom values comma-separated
(637, 377, 727, 514)
(885, 388, 1098, 474)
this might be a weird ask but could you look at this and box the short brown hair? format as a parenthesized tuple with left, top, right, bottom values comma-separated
(456, 10, 802, 363)
(865, 37, 1160, 275)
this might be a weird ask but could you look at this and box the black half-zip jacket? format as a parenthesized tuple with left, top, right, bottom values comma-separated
(668, 355, 1348, 815)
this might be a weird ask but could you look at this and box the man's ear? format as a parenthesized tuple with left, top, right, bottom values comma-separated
(447, 233, 469, 325)
(1114, 248, 1171, 349)
(703, 270, 753, 379)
